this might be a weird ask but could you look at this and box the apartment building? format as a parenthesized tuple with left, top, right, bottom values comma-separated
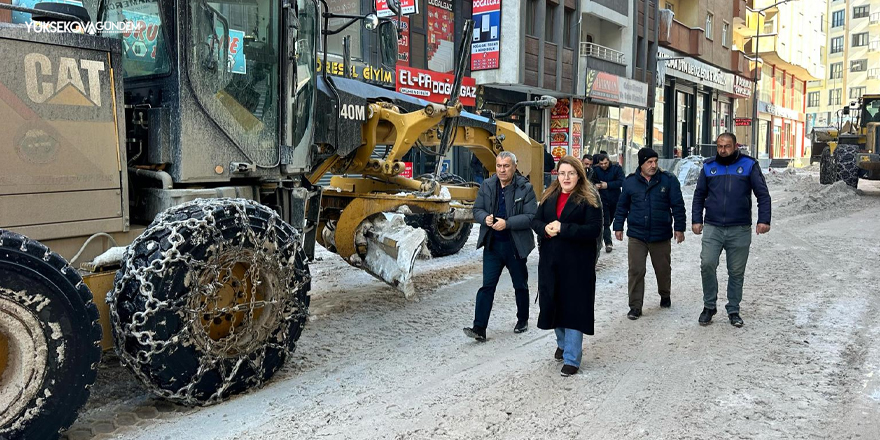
(807, 0, 879, 136)
(653, 0, 754, 159)
(734, 0, 825, 162)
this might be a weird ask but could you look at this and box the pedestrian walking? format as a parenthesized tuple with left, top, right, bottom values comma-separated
(692, 133, 771, 327)
(464, 151, 537, 341)
(581, 154, 595, 182)
(531, 156, 603, 377)
(613, 148, 686, 320)
(592, 153, 625, 253)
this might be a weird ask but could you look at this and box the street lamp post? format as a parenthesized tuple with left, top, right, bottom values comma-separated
(750, 0, 797, 158)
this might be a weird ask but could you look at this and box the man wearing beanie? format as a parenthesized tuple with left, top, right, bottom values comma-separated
(592, 153, 625, 253)
(613, 148, 686, 320)
(692, 133, 771, 328)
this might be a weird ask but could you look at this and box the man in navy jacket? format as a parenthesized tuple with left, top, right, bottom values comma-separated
(692, 133, 771, 328)
(592, 153, 625, 253)
(613, 148, 686, 320)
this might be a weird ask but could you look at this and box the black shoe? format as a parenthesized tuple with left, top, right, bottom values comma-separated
(554, 348, 563, 361)
(560, 365, 579, 376)
(463, 326, 486, 341)
(698, 307, 717, 326)
(729, 313, 744, 328)
(514, 321, 528, 333)
(660, 297, 671, 308)
(627, 308, 641, 320)
(605, 245, 613, 253)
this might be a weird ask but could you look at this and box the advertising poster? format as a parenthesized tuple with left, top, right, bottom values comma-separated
(120, 11, 163, 62)
(394, 16, 410, 67)
(550, 98, 571, 160)
(427, 0, 454, 73)
(401, 162, 414, 178)
(571, 99, 583, 159)
(211, 25, 246, 74)
(396, 66, 477, 106)
(376, 0, 418, 17)
(471, 0, 501, 71)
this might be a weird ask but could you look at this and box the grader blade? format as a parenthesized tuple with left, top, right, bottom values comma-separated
(357, 213, 427, 298)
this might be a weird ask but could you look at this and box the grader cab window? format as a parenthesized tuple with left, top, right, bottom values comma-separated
(292, 0, 318, 152)
(188, 0, 280, 163)
(101, 0, 172, 78)
(864, 99, 880, 124)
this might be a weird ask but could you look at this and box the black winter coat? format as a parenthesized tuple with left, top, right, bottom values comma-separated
(531, 193, 604, 335)
(592, 164, 625, 206)
(613, 171, 687, 243)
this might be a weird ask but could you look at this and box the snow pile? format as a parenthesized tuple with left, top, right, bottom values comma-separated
(778, 179, 861, 214)
(89, 246, 128, 267)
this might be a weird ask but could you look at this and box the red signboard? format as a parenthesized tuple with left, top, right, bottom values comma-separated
(376, 0, 417, 17)
(471, 0, 501, 70)
(735, 118, 752, 126)
(394, 16, 410, 67)
(401, 162, 413, 179)
(396, 66, 477, 107)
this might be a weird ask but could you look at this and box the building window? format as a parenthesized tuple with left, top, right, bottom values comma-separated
(706, 13, 713, 40)
(850, 86, 866, 99)
(807, 91, 820, 107)
(830, 36, 844, 54)
(853, 32, 869, 47)
(829, 88, 842, 106)
(820, 13, 825, 31)
(545, 4, 557, 42)
(526, 0, 539, 37)
(853, 5, 870, 19)
(851, 59, 868, 72)
(869, 68, 880, 78)
(722, 22, 729, 47)
(665, 2, 673, 12)
(563, 8, 574, 48)
(831, 10, 845, 27)
(830, 62, 843, 79)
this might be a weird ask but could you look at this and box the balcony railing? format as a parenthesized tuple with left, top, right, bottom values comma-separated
(871, 12, 880, 23)
(579, 42, 626, 65)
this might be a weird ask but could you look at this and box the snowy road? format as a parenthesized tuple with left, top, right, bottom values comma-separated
(63, 171, 880, 440)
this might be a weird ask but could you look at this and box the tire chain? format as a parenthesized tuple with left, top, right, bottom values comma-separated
(834, 144, 860, 188)
(107, 198, 310, 406)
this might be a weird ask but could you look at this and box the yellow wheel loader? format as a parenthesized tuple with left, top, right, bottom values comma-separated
(812, 94, 880, 188)
(0, 1, 551, 438)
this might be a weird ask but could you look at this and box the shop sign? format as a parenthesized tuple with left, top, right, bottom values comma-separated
(471, 0, 502, 71)
(658, 47, 734, 94)
(733, 75, 752, 98)
(758, 100, 802, 121)
(734, 118, 752, 126)
(579, 69, 648, 108)
(571, 99, 583, 159)
(427, 0, 455, 73)
(396, 66, 477, 106)
(317, 56, 396, 88)
(549, 99, 571, 159)
(401, 162, 413, 178)
(393, 16, 410, 67)
(376, 0, 418, 17)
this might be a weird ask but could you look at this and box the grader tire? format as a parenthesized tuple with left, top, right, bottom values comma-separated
(819, 147, 835, 184)
(419, 215, 473, 258)
(410, 173, 473, 258)
(0, 230, 102, 440)
(108, 199, 311, 406)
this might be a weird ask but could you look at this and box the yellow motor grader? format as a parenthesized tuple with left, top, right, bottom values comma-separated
(0, 1, 550, 438)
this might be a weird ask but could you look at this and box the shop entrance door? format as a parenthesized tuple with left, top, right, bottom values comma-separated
(676, 91, 695, 157)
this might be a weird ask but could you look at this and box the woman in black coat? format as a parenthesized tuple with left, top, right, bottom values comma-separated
(531, 155, 604, 377)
